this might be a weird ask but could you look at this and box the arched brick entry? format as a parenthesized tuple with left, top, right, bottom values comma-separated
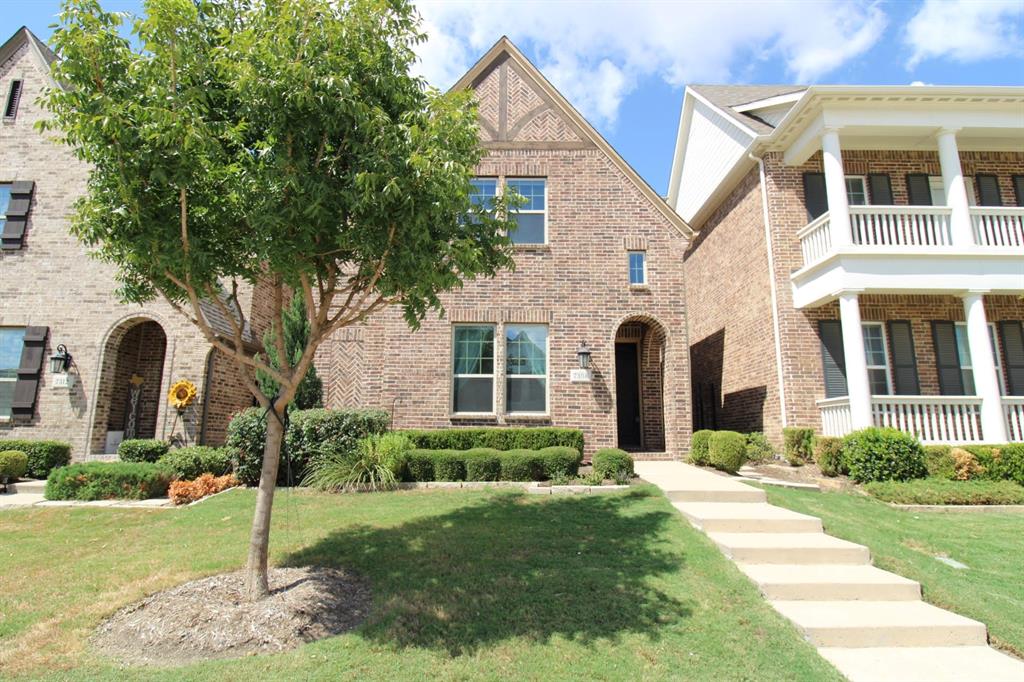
(90, 318, 168, 454)
(614, 316, 666, 452)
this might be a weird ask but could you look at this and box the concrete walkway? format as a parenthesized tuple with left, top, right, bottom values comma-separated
(636, 461, 1024, 682)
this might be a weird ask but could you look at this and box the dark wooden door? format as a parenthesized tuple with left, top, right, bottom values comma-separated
(615, 343, 641, 449)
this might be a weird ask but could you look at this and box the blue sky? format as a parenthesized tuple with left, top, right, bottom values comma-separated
(3, 0, 1022, 194)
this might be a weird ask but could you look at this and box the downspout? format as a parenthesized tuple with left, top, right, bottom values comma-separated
(749, 152, 787, 429)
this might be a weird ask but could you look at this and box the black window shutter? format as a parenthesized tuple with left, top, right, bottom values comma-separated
(819, 320, 848, 398)
(975, 174, 1002, 207)
(1013, 175, 1024, 207)
(867, 173, 893, 205)
(932, 321, 965, 396)
(803, 172, 828, 221)
(887, 320, 920, 395)
(1, 180, 35, 250)
(998, 320, 1024, 396)
(906, 174, 932, 206)
(11, 326, 48, 421)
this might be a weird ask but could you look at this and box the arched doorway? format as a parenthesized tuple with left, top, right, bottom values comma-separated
(90, 318, 168, 454)
(614, 317, 666, 452)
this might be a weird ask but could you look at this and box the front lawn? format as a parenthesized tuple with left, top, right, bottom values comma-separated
(763, 485, 1024, 656)
(0, 485, 841, 681)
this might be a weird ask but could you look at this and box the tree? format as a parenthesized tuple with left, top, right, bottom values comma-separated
(43, 0, 516, 599)
(258, 295, 323, 411)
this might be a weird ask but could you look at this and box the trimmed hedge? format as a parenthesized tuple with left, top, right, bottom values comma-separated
(499, 450, 545, 481)
(400, 427, 584, 456)
(689, 430, 713, 466)
(464, 449, 501, 481)
(45, 462, 171, 501)
(842, 427, 927, 483)
(708, 431, 747, 474)
(158, 446, 234, 481)
(782, 427, 814, 466)
(865, 479, 1024, 505)
(593, 448, 634, 479)
(117, 439, 170, 463)
(923, 445, 955, 480)
(814, 437, 846, 477)
(963, 444, 1024, 486)
(745, 432, 775, 463)
(403, 447, 580, 482)
(0, 440, 71, 479)
(0, 450, 28, 480)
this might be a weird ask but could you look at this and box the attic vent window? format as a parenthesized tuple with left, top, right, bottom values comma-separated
(4, 80, 24, 120)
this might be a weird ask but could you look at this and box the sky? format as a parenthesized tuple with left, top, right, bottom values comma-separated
(2, 0, 1022, 194)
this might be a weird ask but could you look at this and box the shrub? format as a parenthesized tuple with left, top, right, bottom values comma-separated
(499, 450, 545, 481)
(923, 445, 955, 480)
(782, 427, 814, 466)
(966, 444, 1024, 486)
(814, 437, 846, 477)
(168, 473, 240, 505)
(708, 431, 747, 474)
(431, 450, 466, 481)
(45, 462, 171, 501)
(0, 440, 71, 479)
(689, 430, 713, 465)
(405, 449, 436, 482)
(864, 479, 1024, 505)
(117, 439, 169, 463)
(842, 427, 927, 483)
(464, 449, 501, 481)
(0, 450, 29, 480)
(158, 446, 233, 481)
(593, 448, 634, 479)
(226, 408, 270, 486)
(540, 446, 584, 478)
(950, 448, 983, 481)
(400, 427, 584, 455)
(285, 408, 390, 478)
(745, 432, 775, 463)
(303, 433, 411, 492)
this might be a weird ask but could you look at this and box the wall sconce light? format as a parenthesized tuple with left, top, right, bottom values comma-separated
(576, 341, 591, 370)
(49, 344, 72, 374)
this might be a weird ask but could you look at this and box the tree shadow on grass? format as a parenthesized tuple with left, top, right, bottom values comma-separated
(282, 488, 691, 656)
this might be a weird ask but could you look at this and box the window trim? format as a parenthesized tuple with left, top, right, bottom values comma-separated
(3, 79, 23, 121)
(861, 322, 892, 396)
(504, 323, 550, 416)
(506, 177, 548, 245)
(845, 175, 868, 206)
(0, 326, 26, 421)
(628, 251, 647, 286)
(450, 323, 497, 416)
(954, 322, 1006, 395)
(469, 177, 499, 214)
(0, 183, 10, 226)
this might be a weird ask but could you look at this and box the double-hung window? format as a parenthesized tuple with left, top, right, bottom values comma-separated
(861, 323, 891, 395)
(468, 178, 497, 219)
(628, 251, 647, 285)
(0, 184, 10, 233)
(954, 323, 1004, 395)
(506, 178, 546, 244)
(845, 176, 868, 206)
(0, 327, 25, 419)
(452, 325, 495, 414)
(505, 325, 548, 413)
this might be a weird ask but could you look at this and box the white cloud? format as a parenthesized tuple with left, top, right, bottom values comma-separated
(412, 0, 888, 127)
(904, 0, 1024, 69)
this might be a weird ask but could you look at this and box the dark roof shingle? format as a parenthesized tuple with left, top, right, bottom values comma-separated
(690, 84, 807, 134)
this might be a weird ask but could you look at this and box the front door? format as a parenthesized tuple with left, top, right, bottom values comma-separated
(615, 342, 641, 449)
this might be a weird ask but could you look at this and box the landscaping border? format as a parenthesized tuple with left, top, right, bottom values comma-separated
(889, 503, 1024, 513)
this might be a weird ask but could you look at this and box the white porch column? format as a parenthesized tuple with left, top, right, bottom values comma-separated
(821, 128, 851, 247)
(936, 128, 973, 247)
(839, 291, 872, 429)
(963, 292, 1008, 443)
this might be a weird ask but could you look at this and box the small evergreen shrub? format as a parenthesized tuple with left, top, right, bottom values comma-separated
(158, 446, 234, 481)
(965, 444, 1024, 486)
(405, 450, 436, 482)
(499, 450, 545, 481)
(0, 450, 29, 480)
(708, 431, 747, 474)
(864, 479, 1024, 505)
(432, 451, 466, 481)
(689, 430, 713, 465)
(0, 439, 71, 478)
(745, 432, 775, 463)
(592, 448, 634, 479)
(923, 445, 956, 480)
(45, 462, 171, 501)
(285, 408, 390, 477)
(226, 408, 270, 486)
(842, 427, 927, 483)
(539, 446, 584, 478)
(814, 437, 846, 477)
(400, 427, 583, 455)
(782, 427, 814, 466)
(464, 449, 501, 481)
(117, 439, 169, 463)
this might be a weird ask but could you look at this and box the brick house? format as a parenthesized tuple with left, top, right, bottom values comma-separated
(0, 27, 265, 458)
(316, 38, 694, 457)
(671, 84, 1024, 446)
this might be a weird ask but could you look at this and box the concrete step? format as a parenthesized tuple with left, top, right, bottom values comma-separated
(771, 600, 988, 648)
(6, 479, 46, 494)
(819, 646, 1024, 682)
(673, 502, 822, 533)
(636, 460, 768, 503)
(708, 532, 871, 564)
(665, 487, 767, 503)
(737, 563, 921, 601)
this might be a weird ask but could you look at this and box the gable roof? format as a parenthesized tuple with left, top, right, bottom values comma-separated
(689, 84, 806, 134)
(452, 37, 692, 238)
(0, 26, 57, 71)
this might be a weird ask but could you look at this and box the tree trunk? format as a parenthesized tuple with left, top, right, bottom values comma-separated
(244, 405, 285, 600)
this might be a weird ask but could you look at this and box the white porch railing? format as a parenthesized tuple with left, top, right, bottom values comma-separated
(798, 213, 832, 266)
(1005, 397, 1024, 442)
(849, 205, 954, 248)
(871, 396, 983, 444)
(818, 396, 853, 437)
(970, 207, 1024, 248)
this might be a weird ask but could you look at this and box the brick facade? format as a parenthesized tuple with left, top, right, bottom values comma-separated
(317, 46, 692, 457)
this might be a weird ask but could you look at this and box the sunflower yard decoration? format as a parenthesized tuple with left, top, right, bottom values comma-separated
(169, 379, 198, 412)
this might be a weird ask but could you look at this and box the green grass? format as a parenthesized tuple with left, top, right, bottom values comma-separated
(0, 485, 841, 681)
(864, 478, 1024, 505)
(763, 485, 1024, 656)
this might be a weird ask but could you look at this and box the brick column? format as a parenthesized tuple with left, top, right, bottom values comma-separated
(839, 291, 872, 429)
(936, 128, 973, 247)
(821, 128, 851, 248)
(963, 292, 1008, 443)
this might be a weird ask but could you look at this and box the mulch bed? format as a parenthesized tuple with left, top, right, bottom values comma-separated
(91, 566, 371, 666)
